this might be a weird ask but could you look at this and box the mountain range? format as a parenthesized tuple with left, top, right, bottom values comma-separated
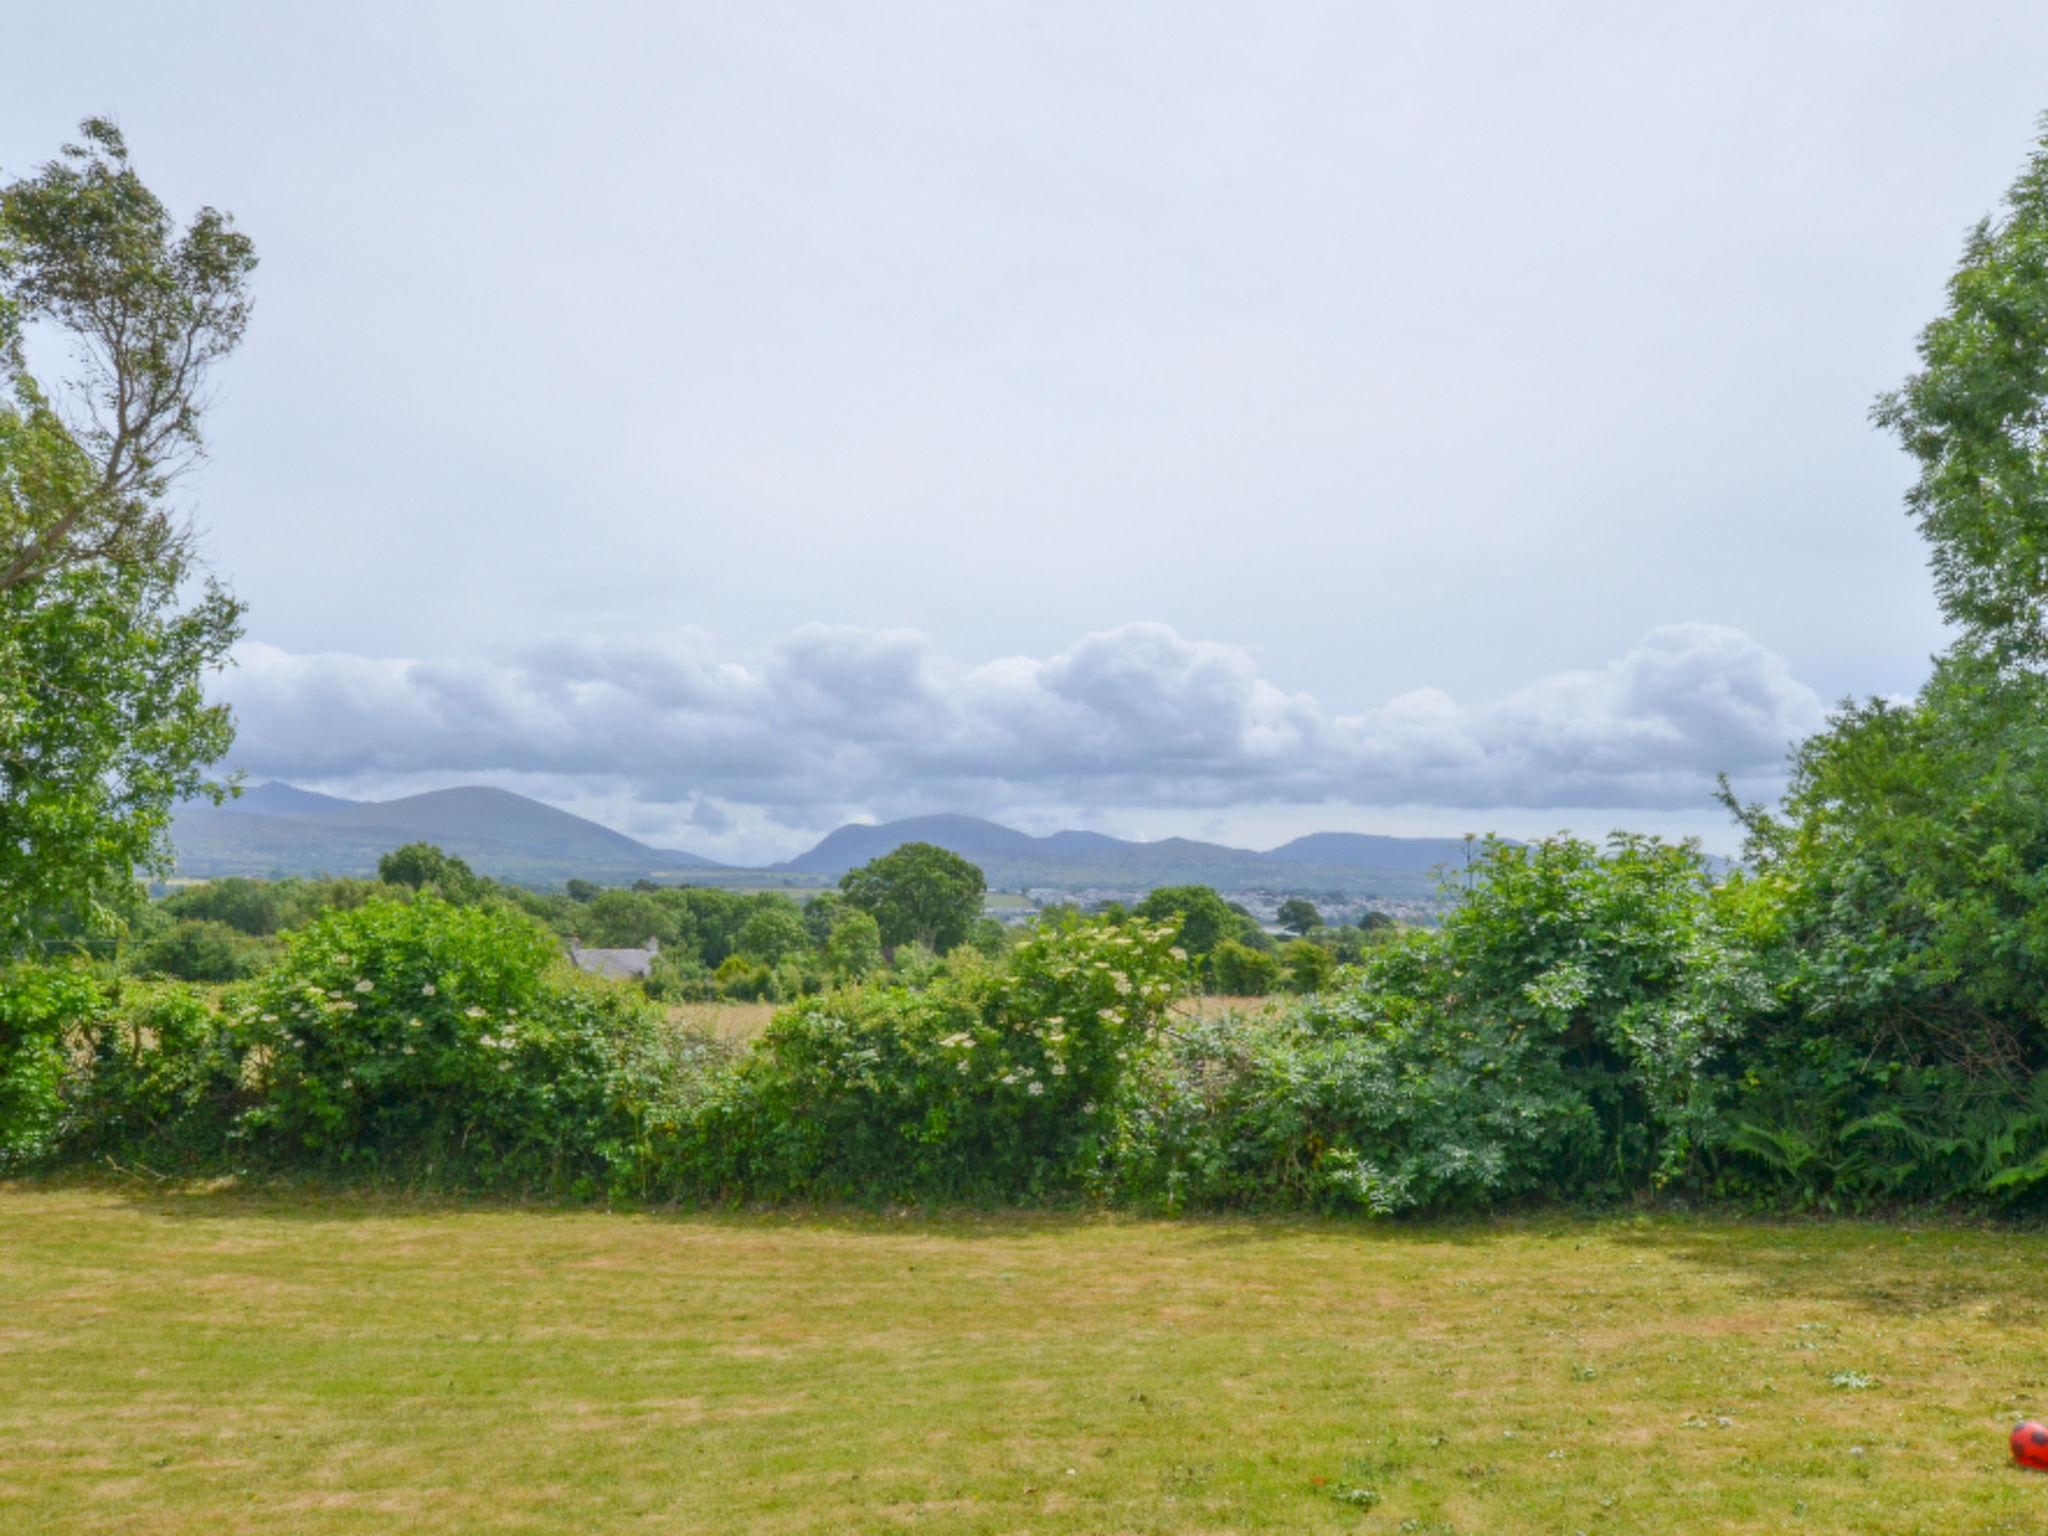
(170, 784, 1481, 897)
(172, 784, 721, 886)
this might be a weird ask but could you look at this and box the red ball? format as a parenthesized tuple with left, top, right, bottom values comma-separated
(2012, 1421, 2048, 1470)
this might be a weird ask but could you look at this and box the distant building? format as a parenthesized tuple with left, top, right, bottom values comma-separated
(568, 935, 660, 980)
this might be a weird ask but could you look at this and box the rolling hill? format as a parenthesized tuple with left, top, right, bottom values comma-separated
(173, 786, 1482, 898)
(173, 785, 722, 884)
(775, 815, 1476, 897)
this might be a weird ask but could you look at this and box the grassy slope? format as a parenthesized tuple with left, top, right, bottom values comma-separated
(2, 1186, 2044, 1534)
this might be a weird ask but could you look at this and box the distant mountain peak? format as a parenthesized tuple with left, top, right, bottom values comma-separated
(175, 782, 723, 882)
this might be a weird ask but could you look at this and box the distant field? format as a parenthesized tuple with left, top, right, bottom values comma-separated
(663, 999, 780, 1041)
(5, 1185, 2046, 1534)
(1174, 993, 1285, 1022)
(671, 993, 1276, 1043)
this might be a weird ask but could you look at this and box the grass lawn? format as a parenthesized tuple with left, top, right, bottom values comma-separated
(3, 1186, 2045, 1533)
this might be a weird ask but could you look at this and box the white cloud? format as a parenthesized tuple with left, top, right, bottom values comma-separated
(219, 620, 1824, 858)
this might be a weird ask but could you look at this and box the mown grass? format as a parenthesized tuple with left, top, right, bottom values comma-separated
(3, 1185, 2046, 1534)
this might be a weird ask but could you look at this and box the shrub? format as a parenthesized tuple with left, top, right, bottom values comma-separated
(1435, 834, 1771, 1192)
(132, 917, 272, 981)
(1278, 938, 1337, 994)
(0, 964, 103, 1169)
(1110, 940, 1595, 1214)
(235, 896, 660, 1190)
(61, 982, 245, 1165)
(634, 914, 1186, 1202)
(713, 954, 773, 1001)
(1210, 939, 1279, 995)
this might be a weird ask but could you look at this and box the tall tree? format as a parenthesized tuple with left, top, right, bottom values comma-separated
(1875, 116, 2048, 667)
(1276, 897, 1321, 936)
(839, 841, 987, 954)
(0, 120, 253, 948)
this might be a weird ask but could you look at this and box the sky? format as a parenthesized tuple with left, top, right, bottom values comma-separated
(10, 2, 2047, 863)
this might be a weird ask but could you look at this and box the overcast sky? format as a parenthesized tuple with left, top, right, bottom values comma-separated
(11, 3, 2046, 861)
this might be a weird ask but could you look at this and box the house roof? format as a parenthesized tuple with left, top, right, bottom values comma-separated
(569, 944, 656, 980)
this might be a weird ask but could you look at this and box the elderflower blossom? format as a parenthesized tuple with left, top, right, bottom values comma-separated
(1051, 1063, 1067, 1076)
(421, 983, 437, 997)
(1027, 1081, 1046, 1096)
(353, 978, 374, 994)
(465, 1006, 487, 1020)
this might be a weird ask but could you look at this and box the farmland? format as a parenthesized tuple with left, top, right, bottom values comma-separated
(3, 1183, 2045, 1535)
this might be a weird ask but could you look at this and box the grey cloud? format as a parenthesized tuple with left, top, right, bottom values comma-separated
(222, 620, 1824, 826)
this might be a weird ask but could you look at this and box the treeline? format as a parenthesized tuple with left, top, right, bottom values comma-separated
(8, 819, 2048, 1214)
(102, 840, 1396, 1001)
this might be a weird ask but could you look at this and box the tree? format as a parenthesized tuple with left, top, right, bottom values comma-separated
(377, 843, 484, 904)
(823, 907, 883, 979)
(735, 902, 810, 965)
(1278, 938, 1337, 994)
(1874, 117, 2048, 666)
(801, 890, 849, 945)
(1277, 897, 1321, 936)
(0, 120, 254, 949)
(1726, 117, 2048, 1079)
(1210, 938, 1279, 995)
(839, 841, 986, 954)
(1136, 885, 1235, 957)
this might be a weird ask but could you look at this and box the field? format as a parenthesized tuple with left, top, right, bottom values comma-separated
(663, 998, 783, 1042)
(4, 1187, 2046, 1534)
(667, 993, 1276, 1044)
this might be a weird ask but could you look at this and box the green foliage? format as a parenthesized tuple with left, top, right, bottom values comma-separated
(1278, 938, 1337, 994)
(131, 917, 271, 982)
(1113, 943, 1594, 1215)
(734, 902, 811, 965)
(822, 907, 883, 980)
(630, 915, 1185, 1201)
(1210, 938, 1279, 995)
(160, 874, 384, 936)
(60, 982, 244, 1166)
(1435, 834, 1770, 1189)
(235, 896, 659, 1189)
(0, 120, 252, 950)
(1136, 885, 1235, 957)
(712, 954, 774, 1001)
(1729, 660, 2048, 1081)
(0, 963, 100, 1168)
(1873, 116, 2048, 665)
(1277, 897, 1321, 936)
(376, 842, 486, 904)
(0, 558, 241, 950)
(840, 841, 987, 954)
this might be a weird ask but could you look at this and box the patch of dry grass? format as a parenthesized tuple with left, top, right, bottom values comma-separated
(3, 1186, 2046, 1533)
(1173, 993, 1286, 1022)
(662, 999, 781, 1042)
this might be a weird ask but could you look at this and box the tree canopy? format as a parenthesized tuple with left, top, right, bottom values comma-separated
(1, 120, 253, 948)
(1875, 117, 2048, 667)
(839, 841, 987, 954)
